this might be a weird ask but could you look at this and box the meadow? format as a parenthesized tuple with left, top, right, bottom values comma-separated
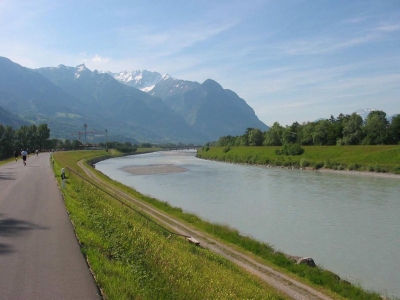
(197, 145, 400, 174)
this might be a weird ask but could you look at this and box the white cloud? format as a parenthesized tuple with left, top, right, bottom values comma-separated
(87, 54, 110, 63)
(376, 22, 400, 32)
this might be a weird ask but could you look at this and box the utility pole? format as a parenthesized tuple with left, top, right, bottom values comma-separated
(84, 123, 87, 146)
(105, 129, 108, 151)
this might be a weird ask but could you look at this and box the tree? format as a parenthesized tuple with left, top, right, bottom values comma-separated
(300, 122, 315, 145)
(0, 125, 15, 159)
(388, 114, 400, 144)
(341, 113, 363, 145)
(27, 124, 38, 149)
(37, 124, 50, 149)
(247, 128, 264, 146)
(15, 125, 29, 149)
(312, 120, 330, 145)
(362, 110, 389, 144)
(263, 122, 283, 146)
(71, 140, 82, 150)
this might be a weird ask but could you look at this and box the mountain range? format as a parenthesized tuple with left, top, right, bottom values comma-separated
(0, 57, 268, 144)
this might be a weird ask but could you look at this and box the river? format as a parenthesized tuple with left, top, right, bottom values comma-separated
(95, 150, 400, 298)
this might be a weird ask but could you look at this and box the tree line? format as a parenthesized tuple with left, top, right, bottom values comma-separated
(212, 111, 400, 147)
(0, 124, 51, 159)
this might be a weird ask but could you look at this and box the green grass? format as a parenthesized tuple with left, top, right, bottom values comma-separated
(52, 149, 384, 300)
(197, 145, 400, 174)
(53, 150, 286, 300)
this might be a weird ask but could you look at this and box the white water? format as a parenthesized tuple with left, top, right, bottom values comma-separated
(96, 150, 400, 298)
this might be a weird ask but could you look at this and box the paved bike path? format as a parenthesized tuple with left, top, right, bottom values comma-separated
(0, 153, 101, 300)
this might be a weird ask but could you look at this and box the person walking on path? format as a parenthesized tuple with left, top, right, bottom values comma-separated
(14, 150, 18, 161)
(21, 149, 28, 166)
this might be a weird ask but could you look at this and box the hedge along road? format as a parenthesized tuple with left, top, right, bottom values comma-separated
(0, 152, 101, 300)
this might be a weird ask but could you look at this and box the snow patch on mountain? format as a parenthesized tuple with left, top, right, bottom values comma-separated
(75, 64, 87, 78)
(107, 70, 172, 92)
(354, 107, 377, 119)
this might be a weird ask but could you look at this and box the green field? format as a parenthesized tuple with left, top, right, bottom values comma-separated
(47, 149, 385, 300)
(197, 145, 400, 174)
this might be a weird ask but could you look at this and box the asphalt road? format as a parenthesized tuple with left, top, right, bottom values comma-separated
(0, 153, 101, 300)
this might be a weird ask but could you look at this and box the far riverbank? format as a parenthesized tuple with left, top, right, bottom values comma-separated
(196, 145, 400, 176)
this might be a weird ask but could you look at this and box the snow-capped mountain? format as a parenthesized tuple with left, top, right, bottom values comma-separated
(75, 64, 87, 78)
(354, 108, 377, 119)
(107, 70, 170, 92)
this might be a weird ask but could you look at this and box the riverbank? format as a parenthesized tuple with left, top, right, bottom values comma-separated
(197, 145, 400, 176)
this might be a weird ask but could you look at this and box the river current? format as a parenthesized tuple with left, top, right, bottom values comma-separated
(95, 150, 400, 298)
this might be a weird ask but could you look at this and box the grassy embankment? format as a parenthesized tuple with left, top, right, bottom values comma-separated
(52, 149, 383, 300)
(52, 149, 286, 300)
(197, 145, 400, 174)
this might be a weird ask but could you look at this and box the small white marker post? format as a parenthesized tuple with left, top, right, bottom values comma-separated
(61, 168, 66, 189)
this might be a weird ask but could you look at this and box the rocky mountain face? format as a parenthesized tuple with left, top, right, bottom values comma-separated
(0, 56, 269, 143)
(112, 71, 269, 140)
(0, 105, 27, 128)
(107, 70, 165, 92)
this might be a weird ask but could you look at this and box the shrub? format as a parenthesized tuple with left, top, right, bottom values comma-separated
(392, 165, 400, 174)
(324, 160, 332, 169)
(314, 162, 324, 169)
(276, 143, 304, 156)
(223, 146, 231, 153)
(348, 164, 355, 170)
(115, 145, 137, 153)
(300, 158, 310, 168)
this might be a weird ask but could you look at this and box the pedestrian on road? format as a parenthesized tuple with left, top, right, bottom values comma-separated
(21, 149, 28, 166)
(14, 150, 18, 161)
(36, 149, 39, 156)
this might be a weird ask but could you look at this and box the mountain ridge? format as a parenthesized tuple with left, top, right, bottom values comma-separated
(0, 57, 268, 143)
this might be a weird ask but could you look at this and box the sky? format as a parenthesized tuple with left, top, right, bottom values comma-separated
(1, 0, 399, 126)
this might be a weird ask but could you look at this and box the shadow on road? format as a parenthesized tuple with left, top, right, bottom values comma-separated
(0, 172, 15, 180)
(0, 214, 47, 238)
(0, 214, 48, 255)
(0, 243, 13, 255)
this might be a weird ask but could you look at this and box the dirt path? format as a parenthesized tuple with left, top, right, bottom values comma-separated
(78, 160, 334, 300)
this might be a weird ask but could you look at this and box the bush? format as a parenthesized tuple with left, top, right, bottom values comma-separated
(348, 164, 355, 170)
(223, 146, 231, 153)
(276, 143, 304, 156)
(314, 162, 324, 169)
(324, 160, 332, 169)
(115, 145, 137, 153)
(300, 158, 310, 167)
(392, 165, 400, 174)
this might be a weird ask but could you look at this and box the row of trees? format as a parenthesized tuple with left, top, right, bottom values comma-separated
(213, 111, 400, 147)
(0, 124, 51, 159)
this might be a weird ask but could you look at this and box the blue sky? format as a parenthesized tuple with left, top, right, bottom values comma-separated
(1, 0, 399, 126)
